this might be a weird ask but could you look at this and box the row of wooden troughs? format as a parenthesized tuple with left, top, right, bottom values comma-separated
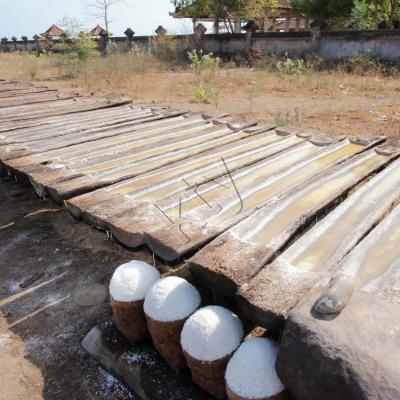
(1, 81, 400, 398)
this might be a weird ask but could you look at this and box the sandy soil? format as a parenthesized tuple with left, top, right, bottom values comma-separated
(0, 177, 166, 400)
(41, 70, 400, 144)
(1, 52, 399, 144)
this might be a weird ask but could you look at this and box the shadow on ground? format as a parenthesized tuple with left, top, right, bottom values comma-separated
(0, 177, 161, 400)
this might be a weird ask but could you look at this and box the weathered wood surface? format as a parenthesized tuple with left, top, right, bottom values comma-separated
(2, 80, 400, 334)
(66, 129, 295, 239)
(0, 111, 183, 161)
(235, 153, 400, 329)
(26, 119, 258, 202)
(313, 200, 400, 314)
(0, 96, 132, 122)
(0, 91, 72, 108)
(145, 138, 383, 262)
(188, 146, 397, 301)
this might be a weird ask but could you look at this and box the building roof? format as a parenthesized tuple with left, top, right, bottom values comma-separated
(42, 24, 65, 38)
(90, 25, 107, 36)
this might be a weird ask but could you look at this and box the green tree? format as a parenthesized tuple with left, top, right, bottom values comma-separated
(173, 0, 277, 33)
(351, 0, 400, 28)
(291, 0, 355, 26)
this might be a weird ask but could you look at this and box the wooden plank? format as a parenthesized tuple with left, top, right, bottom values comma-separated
(0, 104, 155, 140)
(0, 88, 57, 98)
(6, 116, 229, 177)
(0, 112, 177, 161)
(0, 112, 169, 164)
(145, 138, 383, 262)
(1, 115, 193, 170)
(313, 201, 400, 315)
(107, 132, 318, 247)
(0, 96, 132, 122)
(6, 114, 205, 162)
(232, 153, 400, 328)
(0, 102, 149, 133)
(188, 146, 396, 305)
(64, 126, 278, 217)
(66, 129, 297, 232)
(29, 119, 257, 201)
(0, 92, 71, 108)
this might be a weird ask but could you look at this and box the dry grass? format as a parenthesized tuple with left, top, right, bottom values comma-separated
(1, 51, 400, 144)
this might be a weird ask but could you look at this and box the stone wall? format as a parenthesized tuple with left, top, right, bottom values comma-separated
(1, 29, 400, 63)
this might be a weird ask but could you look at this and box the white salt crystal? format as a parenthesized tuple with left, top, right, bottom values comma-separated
(225, 337, 285, 399)
(180, 306, 243, 362)
(144, 276, 201, 322)
(109, 260, 160, 302)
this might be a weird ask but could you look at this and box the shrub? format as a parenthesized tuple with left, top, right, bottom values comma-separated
(276, 54, 315, 76)
(191, 82, 219, 104)
(24, 54, 47, 80)
(188, 49, 221, 74)
(72, 33, 99, 60)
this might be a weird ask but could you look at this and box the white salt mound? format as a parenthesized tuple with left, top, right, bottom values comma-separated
(109, 260, 160, 302)
(225, 337, 285, 399)
(144, 276, 201, 322)
(180, 305, 244, 362)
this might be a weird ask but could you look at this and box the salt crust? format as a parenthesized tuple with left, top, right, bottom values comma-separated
(109, 260, 160, 302)
(144, 276, 201, 322)
(225, 337, 285, 399)
(180, 305, 244, 362)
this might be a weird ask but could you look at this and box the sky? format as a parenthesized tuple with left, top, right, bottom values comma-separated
(0, 0, 200, 39)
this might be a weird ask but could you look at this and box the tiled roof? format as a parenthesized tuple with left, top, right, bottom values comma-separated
(42, 24, 65, 37)
(90, 25, 107, 36)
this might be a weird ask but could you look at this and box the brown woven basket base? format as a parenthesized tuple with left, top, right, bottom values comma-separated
(184, 350, 232, 400)
(146, 315, 186, 372)
(226, 384, 287, 400)
(110, 296, 148, 344)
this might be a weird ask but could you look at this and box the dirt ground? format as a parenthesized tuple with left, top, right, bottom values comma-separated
(43, 70, 400, 144)
(1, 52, 400, 144)
(0, 176, 166, 400)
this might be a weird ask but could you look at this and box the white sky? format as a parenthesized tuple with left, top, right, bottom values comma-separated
(0, 0, 201, 38)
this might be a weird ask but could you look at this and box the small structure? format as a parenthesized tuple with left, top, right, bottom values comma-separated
(21, 36, 28, 51)
(11, 36, 18, 51)
(41, 24, 65, 39)
(90, 25, 108, 38)
(1, 37, 10, 52)
(155, 25, 167, 36)
(124, 28, 135, 51)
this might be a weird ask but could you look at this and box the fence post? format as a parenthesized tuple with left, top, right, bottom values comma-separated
(1, 37, 9, 52)
(194, 23, 207, 52)
(33, 34, 41, 55)
(243, 21, 259, 65)
(21, 36, 28, 51)
(124, 28, 135, 52)
(310, 18, 326, 54)
(99, 31, 109, 55)
(155, 26, 167, 36)
(11, 36, 18, 51)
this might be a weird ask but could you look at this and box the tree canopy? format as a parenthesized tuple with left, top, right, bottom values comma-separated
(173, 0, 278, 32)
(291, 0, 354, 22)
(173, 0, 400, 30)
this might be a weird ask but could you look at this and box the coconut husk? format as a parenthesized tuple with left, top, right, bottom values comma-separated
(110, 296, 148, 343)
(226, 384, 287, 400)
(146, 315, 186, 372)
(184, 350, 231, 400)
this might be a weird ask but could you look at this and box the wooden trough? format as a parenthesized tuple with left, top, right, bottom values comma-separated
(1, 80, 400, 398)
